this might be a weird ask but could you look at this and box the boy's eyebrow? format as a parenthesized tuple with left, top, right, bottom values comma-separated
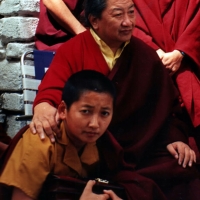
(81, 105, 112, 110)
(81, 104, 94, 108)
(101, 107, 112, 110)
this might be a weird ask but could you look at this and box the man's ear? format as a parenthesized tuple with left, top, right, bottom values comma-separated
(57, 101, 67, 120)
(88, 14, 99, 30)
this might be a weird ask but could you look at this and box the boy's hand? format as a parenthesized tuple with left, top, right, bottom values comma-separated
(80, 180, 110, 200)
(167, 141, 196, 168)
(29, 102, 61, 143)
(103, 189, 123, 200)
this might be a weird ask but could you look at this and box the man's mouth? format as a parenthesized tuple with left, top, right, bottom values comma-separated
(121, 29, 132, 34)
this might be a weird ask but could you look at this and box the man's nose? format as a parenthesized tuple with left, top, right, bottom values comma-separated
(88, 115, 100, 129)
(122, 14, 133, 26)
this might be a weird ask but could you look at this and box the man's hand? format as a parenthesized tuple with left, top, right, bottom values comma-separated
(167, 141, 196, 168)
(80, 180, 110, 200)
(161, 50, 183, 75)
(29, 102, 61, 143)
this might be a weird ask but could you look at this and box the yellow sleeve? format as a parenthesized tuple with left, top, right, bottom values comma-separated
(0, 128, 55, 199)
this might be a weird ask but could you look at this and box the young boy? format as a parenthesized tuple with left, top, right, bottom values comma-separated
(0, 70, 123, 200)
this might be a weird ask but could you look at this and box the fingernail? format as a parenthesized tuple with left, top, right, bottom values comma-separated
(51, 138, 55, 143)
(40, 134, 45, 140)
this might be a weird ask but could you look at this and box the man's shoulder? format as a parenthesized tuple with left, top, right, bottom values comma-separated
(128, 36, 161, 62)
(130, 36, 157, 54)
(60, 30, 92, 47)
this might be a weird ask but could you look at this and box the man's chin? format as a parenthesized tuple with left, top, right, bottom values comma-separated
(120, 35, 132, 42)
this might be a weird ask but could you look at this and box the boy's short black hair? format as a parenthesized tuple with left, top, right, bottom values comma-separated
(62, 70, 116, 109)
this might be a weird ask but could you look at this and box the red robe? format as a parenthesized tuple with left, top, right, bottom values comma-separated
(133, 0, 200, 127)
(33, 30, 200, 199)
(35, 0, 84, 51)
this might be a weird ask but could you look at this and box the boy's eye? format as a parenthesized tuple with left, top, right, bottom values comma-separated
(101, 111, 110, 117)
(80, 109, 90, 114)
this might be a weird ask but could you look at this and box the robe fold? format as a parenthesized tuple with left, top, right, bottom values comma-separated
(33, 30, 200, 199)
(35, 0, 84, 51)
(133, 0, 200, 127)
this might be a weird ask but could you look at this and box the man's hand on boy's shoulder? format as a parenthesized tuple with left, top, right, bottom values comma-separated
(167, 141, 196, 168)
(30, 102, 61, 143)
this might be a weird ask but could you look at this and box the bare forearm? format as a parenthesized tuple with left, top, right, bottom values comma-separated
(42, 0, 86, 35)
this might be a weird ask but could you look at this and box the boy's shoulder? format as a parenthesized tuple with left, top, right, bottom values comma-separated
(22, 127, 54, 149)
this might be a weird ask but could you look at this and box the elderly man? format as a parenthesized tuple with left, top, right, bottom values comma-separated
(31, 0, 200, 199)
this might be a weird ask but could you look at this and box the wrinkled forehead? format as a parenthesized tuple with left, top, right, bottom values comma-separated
(106, 0, 134, 9)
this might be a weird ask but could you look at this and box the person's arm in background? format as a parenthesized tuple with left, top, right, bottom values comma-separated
(42, 0, 86, 35)
(134, 28, 184, 75)
(159, 50, 184, 75)
(30, 42, 72, 142)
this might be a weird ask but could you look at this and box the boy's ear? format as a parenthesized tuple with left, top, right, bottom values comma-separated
(57, 101, 67, 120)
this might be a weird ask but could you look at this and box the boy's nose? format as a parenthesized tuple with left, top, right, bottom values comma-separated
(89, 115, 99, 129)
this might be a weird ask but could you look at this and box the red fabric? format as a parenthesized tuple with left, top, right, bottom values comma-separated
(133, 0, 200, 127)
(35, 0, 84, 51)
(33, 30, 200, 199)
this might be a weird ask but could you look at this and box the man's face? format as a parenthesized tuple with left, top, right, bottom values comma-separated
(61, 91, 113, 149)
(92, 0, 135, 49)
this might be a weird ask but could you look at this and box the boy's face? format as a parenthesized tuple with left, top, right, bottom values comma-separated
(59, 91, 113, 149)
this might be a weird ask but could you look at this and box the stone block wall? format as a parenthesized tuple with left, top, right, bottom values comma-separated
(0, 0, 39, 138)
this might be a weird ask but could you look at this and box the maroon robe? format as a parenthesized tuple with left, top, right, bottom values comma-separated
(33, 30, 200, 199)
(35, 0, 85, 51)
(133, 0, 200, 128)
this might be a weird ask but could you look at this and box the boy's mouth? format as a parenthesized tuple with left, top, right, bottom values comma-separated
(84, 131, 98, 137)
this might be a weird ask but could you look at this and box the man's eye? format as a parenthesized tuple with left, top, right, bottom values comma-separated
(129, 10, 134, 16)
(114, 13, 122, 17)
